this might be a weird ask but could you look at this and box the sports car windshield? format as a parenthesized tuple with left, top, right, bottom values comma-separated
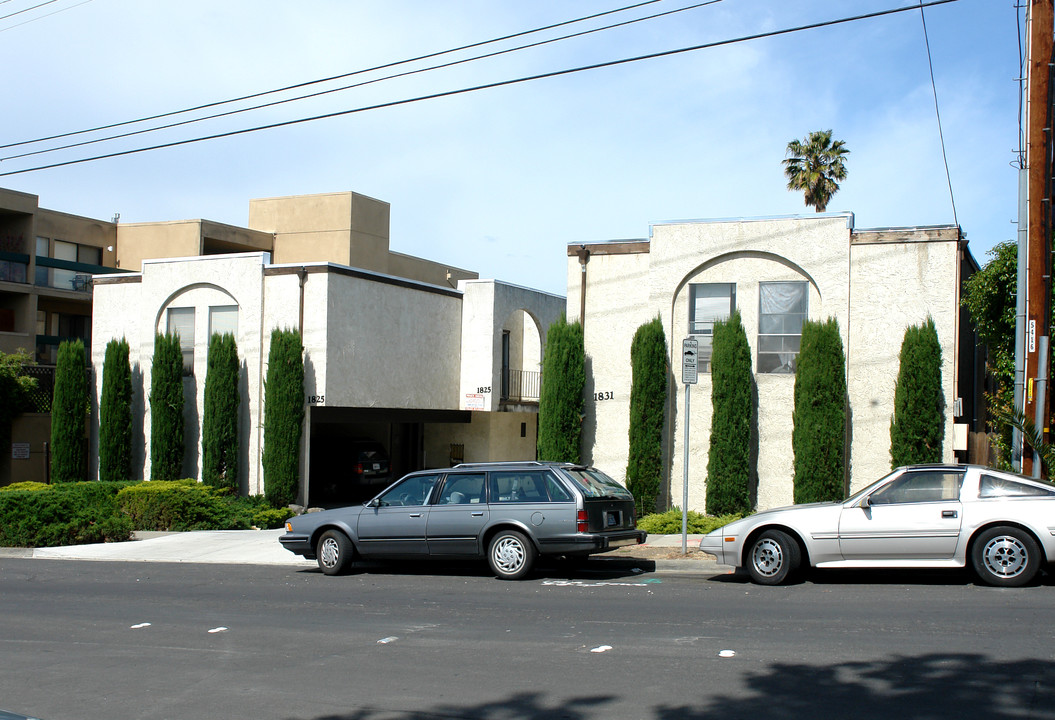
(563, 468, 634, 499)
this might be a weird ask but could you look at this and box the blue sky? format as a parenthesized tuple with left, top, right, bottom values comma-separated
(0, 0, 1019, 295)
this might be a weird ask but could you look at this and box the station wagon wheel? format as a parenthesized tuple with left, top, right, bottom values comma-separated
(317, 530, 354, 576)
(488, 530, 536, 580)
(971, 526, 1040, 587)
(746, 529, 800, 585)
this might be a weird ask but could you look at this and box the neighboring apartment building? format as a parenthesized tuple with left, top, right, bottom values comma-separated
(568, 213, 984, 513)
(2, 189, 565, 501)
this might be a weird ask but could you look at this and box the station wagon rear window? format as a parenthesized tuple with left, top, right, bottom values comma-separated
(563, 468, 634, 499)
(489, 471, 571, 503)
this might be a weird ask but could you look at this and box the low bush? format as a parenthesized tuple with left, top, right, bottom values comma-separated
(0, 482, 50, 492)
(637, 508, 745, 535)
(0, 481, 134, 547)
(116, 480, 292, 531)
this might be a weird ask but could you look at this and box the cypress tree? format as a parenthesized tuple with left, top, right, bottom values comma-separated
(890, 317, 945, 467)
(792, 318, 847, 503)
(51, 339, 88, 482)
(537, 315, 585, 463)
(263, 328, 304, 507)
(626, 317, 668, 515)
(707, 311, 753, 515)
(99, 337, 133, 482)
(202, 332, 240, 492)
(150, 332, 185, 481)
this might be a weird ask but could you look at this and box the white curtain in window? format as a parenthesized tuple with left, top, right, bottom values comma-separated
(760, 282, 806, 315)
(209, 305, 238, 338)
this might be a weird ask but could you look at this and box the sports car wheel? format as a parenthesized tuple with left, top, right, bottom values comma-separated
(317, 530, 354, 576)
(746, 529, 800, 585)
(488, 530, 536, 580)
(972, 526, 1040, 587)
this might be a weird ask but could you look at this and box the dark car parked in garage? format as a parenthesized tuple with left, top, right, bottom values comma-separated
(280, 461, 646, 579)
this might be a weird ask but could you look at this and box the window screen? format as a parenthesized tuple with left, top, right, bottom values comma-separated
(167, 307, 195, 374)
(758, 281, 807, 373)
(688, 283, 735, 373)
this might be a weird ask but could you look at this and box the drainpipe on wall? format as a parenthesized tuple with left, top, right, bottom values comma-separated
(576, 246, 590, 332)
(298, 266, 307, 336)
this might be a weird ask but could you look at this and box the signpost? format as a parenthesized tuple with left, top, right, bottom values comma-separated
(681, 338, 698, 554)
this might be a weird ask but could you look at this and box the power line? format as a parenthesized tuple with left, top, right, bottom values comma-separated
(0, 0, 963, 178)
(0, 0, 61, 22)
(918, 0, 958, 229)
(1, 0, 725, 162)
(0, 0, 93, 33)
(0, 0, 663, 151)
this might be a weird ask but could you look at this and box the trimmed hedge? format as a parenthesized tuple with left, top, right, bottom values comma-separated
(117, 480, 291, 531)
(626, 317, 668, 515)
(637, 509, 745, 535)
(0, 482, 134, 547)
(0, 481, 292, 547)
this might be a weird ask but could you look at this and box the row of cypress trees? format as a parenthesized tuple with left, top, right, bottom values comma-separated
(536, 311, 945, 515)
(52, 328, 304, 509)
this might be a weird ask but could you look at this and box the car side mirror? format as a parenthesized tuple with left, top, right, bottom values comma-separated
(859, 494, 871, 509)
(367, 497, 381, 508)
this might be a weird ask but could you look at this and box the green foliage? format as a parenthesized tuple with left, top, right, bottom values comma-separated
(961, 241, 1018, 385)
(150, 333, 185, 481)
(50, 339, 88, 483)
(637, 509, 745, 535)
(116, 480, 290, 531)
(263, 328, 304, 508)
(0, 481, 49, 492)
(783, 129, 850, 212)
(792, 318, 847, 503)
(537, 315, 585, 463)
(626, 317, 667, 515)
(202, 333, 240, 491)
(961, 241, 1020, 465)
(707, 311, 753, 515)
(890, 318, 945, 467)
(99, 337, 133, 482)
(0, 481, 134, 547)
(0, 348, 36, 451)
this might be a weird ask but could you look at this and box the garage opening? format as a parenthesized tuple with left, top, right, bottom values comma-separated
(305, 406, 470, 507)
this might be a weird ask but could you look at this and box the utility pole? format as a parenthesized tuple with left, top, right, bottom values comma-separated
(1021, 0, 1054, 477)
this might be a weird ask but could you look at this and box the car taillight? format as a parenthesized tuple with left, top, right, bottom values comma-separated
(577, 510, 588, 533)
(355, 462, 363, 475)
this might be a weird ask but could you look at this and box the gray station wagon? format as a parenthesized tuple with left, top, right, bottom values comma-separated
(280, 461, 647, 579)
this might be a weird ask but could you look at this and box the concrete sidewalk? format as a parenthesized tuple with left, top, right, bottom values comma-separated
(0, 530, 731, 576)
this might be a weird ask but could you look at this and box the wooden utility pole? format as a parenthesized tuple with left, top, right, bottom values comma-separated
(1022, 0, 1054, 476)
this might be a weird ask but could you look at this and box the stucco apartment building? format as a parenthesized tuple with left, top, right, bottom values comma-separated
(568, 213, 984, 513)
(2, 189, 565, 504)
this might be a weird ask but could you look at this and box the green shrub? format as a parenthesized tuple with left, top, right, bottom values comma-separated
(116, 480, 229, 531)
(0, 482, 134, 547)
(537, 315, 585, 463)
(0, 481, 50, 492)
(51, 339, 88, 482)
(792, 318, 847, 503)
(150, 332, 185, 481)
(99, 337, 133, 482)
(707, 311, 753, 515)
(202, 333, 240, 491)
(637, 508, 745, 535)
(263, 328, 304, 508)
(626, 317, 668, 515)
(890, 317, 945, 467)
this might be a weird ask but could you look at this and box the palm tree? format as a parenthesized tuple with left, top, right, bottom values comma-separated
(783, 129, 849, 212)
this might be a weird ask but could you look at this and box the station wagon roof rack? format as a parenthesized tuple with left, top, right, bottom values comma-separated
(453, 461, 584, 469)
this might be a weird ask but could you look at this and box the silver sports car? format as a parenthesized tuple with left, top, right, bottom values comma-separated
(700, 464, 1055, 586)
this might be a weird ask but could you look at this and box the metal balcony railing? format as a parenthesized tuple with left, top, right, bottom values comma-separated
(501, 369, 540, 403)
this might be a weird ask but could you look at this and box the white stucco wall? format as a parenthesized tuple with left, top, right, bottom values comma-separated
(91, 253, 269, 491)
(458, 280, 564, 412)
(847, 237, 961, 491)
(572, 215, 965, 513)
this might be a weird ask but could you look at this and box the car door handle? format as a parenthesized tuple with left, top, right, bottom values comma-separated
(409, 513, 422, 518)
(471, 511, 484, 517)
(942, 510, 957, 518)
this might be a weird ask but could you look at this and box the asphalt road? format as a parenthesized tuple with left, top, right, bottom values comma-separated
(2, 559, 1054, 720)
